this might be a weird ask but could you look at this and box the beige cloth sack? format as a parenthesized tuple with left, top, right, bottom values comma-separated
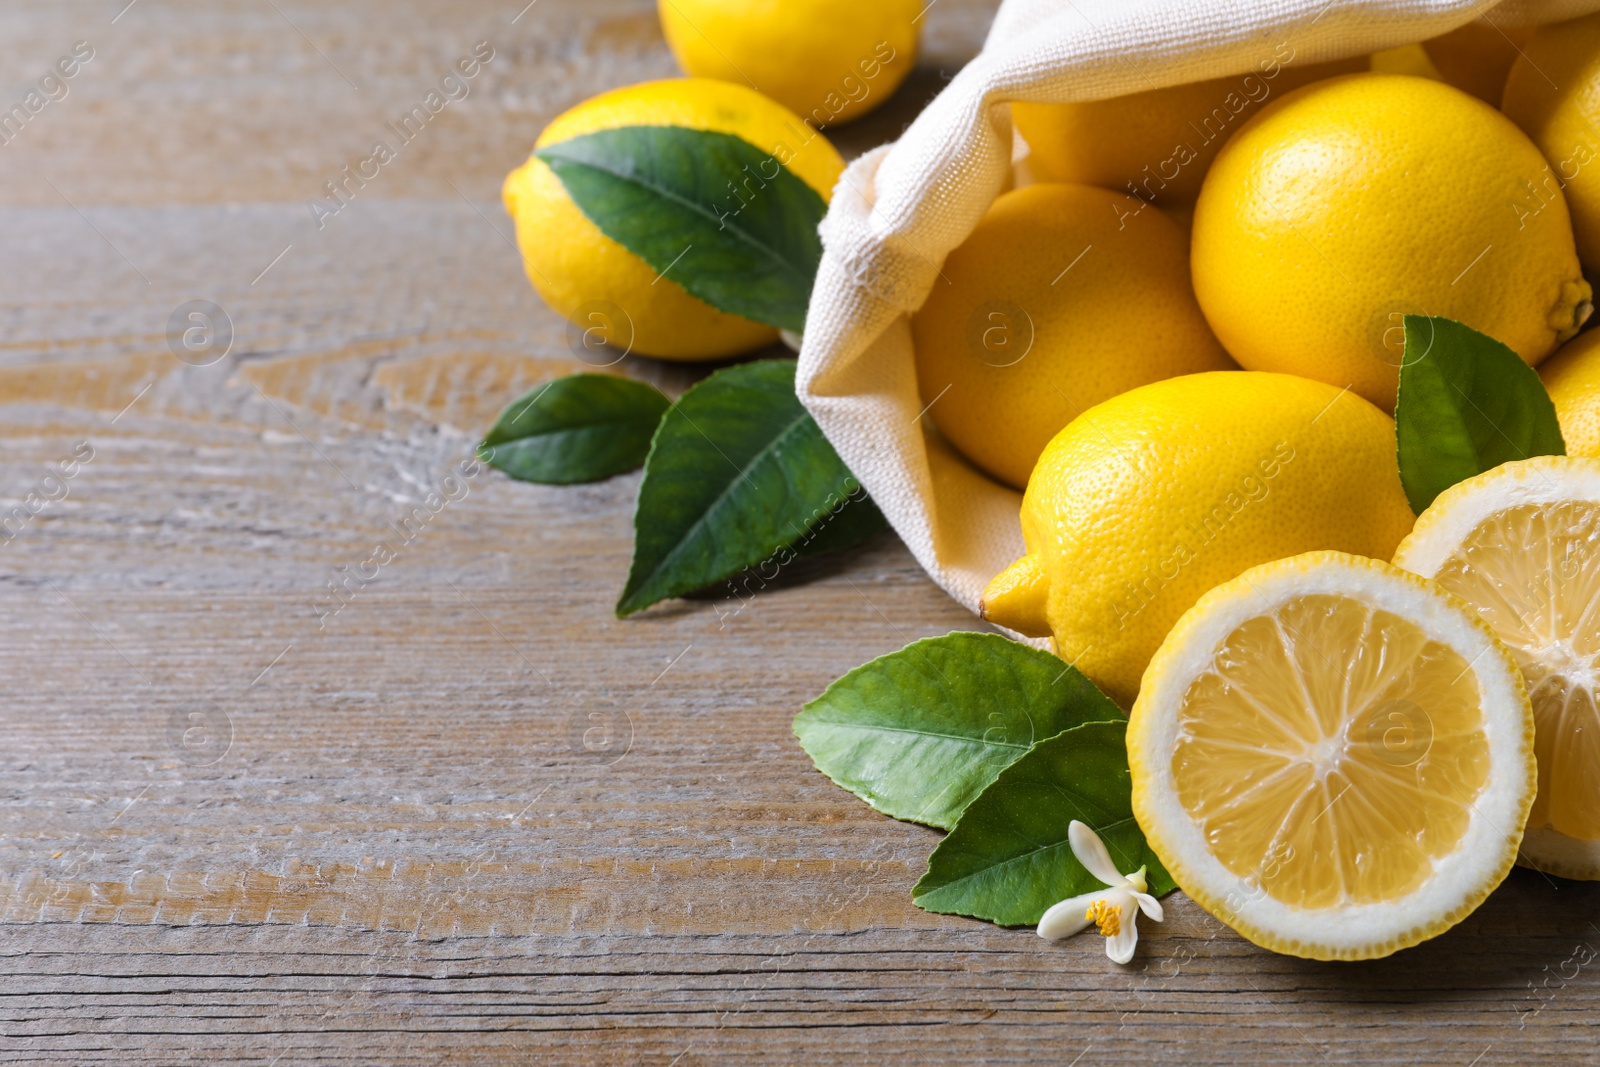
(796, 0, 1600, 618)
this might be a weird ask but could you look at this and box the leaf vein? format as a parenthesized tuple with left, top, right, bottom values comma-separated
(625, 408, 814, 608)
(543, 153, 813, 285)
(801, 719, 1032, 752)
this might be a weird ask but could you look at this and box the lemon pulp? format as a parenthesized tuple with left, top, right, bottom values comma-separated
(1171, 594, 1491, 908)
(1430, 502, 1600, 839)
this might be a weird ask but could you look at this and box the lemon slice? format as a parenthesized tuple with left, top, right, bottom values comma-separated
(1129, 552, 1535, 960)
(1394, 456, 1600, 880)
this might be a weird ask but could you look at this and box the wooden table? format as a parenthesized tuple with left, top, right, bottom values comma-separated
(2, 2, 1597, 1062)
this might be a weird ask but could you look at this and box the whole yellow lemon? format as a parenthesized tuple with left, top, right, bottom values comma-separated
(1540, 329, 1600, 457)
(502, 79, 843, 361)
(658, 0, 920, 127)
(981, 371, 1416, 707)
(1192, 73, 1591, 410)
(1011, 55, 1365, 207)
(911, 184, 1231, 490)
(1503, 13, 1600, 271)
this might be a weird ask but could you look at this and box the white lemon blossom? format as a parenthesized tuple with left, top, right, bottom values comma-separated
(1037, 820, 1163, 964)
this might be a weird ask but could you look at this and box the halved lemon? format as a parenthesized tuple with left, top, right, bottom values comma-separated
(1129, 552, 1535, 960)
(1395, 456, 1600, 879)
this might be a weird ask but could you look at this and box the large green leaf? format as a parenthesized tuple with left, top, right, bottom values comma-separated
(1397, 315, 1566, 513)
(617, 359, 884, 616)
(536, 126, 826, 332)
(794, 633, 1123, 830)
(478, 374, 670, 484)
(912, 721, 1174, 926)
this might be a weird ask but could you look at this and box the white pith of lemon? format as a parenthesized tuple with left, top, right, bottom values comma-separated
(1394, 456, 1600, 879)
(1129, 551, 1535, 961)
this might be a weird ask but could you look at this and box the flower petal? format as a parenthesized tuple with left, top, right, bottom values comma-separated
(1037, 890, 1108, 940)
(1068, 820, 1125, 887)
(1104, 896, 1141, 964)
(1133, 891, 1164, 922)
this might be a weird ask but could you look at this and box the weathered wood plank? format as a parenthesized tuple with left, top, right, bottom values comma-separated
(2, 1, 1598, 1064)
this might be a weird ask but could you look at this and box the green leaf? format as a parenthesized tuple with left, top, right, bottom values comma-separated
(791, 484, 887, 559)
(1397, 315, 1566, 513)
(478, 374, 670, 484)
(912, 721, 1174, 927)
(794, 633, 1123, 830)
(617, 359, 881, 616)
(536, 126, 826, 332)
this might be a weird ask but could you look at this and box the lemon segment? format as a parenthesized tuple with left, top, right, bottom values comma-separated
(1130, 552, 1535, 960)
(1173, 596, 1490, 907)
(1395, 456, 1600, 878)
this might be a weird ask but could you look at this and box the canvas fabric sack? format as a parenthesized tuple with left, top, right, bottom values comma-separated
(795, 0, 1600, 619)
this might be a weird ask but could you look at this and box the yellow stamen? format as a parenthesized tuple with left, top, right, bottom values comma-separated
(1085, 898, 1121, 938)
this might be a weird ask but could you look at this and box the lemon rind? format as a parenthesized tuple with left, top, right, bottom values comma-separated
(1393, 455, 1600, 576)
(1520, 827, 1600, 881)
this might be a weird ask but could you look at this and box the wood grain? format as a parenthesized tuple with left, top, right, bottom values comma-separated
(2, 1, 1598, 1063)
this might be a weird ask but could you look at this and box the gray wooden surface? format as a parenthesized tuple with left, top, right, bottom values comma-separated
(1, 2, 1598, 1063)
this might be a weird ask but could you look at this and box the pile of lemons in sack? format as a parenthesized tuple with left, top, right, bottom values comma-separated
(506, 3, 1600, 961)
